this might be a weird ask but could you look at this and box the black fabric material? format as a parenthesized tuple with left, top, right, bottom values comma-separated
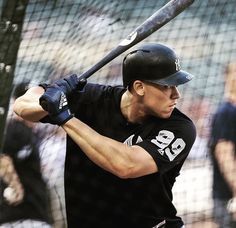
(43, 83, 196, 228)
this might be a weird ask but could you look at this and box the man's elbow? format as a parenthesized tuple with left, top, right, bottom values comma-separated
(12, 97, 38, 122)
(112, 161, 145, 179)
(114, 168, 133, 179)
(13, 97, 23, 117)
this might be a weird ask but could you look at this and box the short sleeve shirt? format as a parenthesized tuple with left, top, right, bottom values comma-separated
(48, 83, 196, 228)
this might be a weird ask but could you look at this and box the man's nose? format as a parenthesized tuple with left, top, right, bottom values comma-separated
(171, 86, 181, 99)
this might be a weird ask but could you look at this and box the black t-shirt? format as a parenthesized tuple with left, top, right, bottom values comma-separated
(209, 101, 236, 200)
(43, 83, 196, 228)
(0, 120, 52, 225)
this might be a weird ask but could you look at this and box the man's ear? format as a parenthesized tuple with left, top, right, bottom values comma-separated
(132, 80, 145, 96)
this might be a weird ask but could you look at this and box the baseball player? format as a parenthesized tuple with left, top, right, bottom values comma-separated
(13, 43, 196, 228)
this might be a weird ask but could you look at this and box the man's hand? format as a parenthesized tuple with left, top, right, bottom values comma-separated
(39, 85, 73, 125)
(0, 155, 25, 206)
(53, 74, 79, 95)
(3, 185, 25, 206)
(40, 74, 87, 95)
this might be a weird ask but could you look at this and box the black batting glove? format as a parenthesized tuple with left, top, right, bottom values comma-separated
(39, 74, 87, 95)
(53, 74, 87, 95)
(39, 85, 73, 125)
(53, 74, 79, 95)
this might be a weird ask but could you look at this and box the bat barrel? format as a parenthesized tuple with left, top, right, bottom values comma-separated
(133, 0, 194, 43)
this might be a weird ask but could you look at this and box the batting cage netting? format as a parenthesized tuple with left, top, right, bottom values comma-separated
(0, 0, 236, 227)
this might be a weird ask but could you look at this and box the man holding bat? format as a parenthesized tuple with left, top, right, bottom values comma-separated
(13, 43, 196, 228)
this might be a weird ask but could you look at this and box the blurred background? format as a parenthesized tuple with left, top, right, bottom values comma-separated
(0, 0, 236, 227)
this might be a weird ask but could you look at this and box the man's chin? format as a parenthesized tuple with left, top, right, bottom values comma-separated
(162, 109, 174, 118)
(155, 112, 172, 119)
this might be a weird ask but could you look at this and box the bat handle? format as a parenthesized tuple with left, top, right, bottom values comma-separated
(76, 45, 125, 83)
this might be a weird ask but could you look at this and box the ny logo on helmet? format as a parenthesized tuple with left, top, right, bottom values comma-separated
(175, 59, 181, 71)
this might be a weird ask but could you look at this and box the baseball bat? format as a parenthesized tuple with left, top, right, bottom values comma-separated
(77, 0, 194, 83)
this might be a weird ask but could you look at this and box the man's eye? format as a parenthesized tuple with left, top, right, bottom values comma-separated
(163, 85, 177, 89)
(163, 85, 171, 89)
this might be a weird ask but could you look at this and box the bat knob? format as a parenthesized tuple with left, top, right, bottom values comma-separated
(77, 78, 87, 91)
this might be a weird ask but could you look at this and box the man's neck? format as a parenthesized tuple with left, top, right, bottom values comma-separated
(120, 90, 147, 124)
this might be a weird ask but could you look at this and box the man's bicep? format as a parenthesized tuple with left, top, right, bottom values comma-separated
(128, 145, 158, 177)
(136, 127, 195, 174)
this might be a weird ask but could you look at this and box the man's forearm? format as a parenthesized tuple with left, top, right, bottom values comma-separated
(62, 118, 132, 177)
(62, 118, 157, 178)
(0, 154, 22, 186)
(215, 140, 236, 196)
(0, 154, 25, 205)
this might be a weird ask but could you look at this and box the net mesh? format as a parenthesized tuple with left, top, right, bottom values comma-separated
(1, 0, 236, 227)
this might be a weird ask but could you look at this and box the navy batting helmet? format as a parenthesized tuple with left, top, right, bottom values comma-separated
(122, 43, 193, 87)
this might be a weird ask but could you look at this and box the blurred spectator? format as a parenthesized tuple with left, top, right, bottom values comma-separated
(209, 62, 236, 228)
(0, 81, 53, 228)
